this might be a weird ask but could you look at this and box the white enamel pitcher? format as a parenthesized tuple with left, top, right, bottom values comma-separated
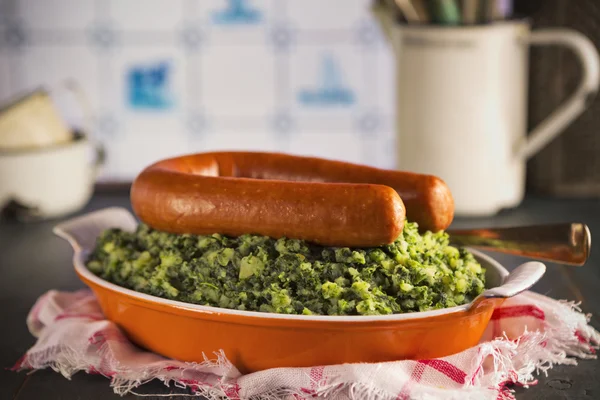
(373, 4, 600, 216)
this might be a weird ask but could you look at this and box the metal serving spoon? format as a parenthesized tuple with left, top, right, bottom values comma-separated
(447, 223, 591, 266)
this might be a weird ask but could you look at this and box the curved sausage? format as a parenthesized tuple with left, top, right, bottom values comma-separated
(130, 151, 454, 247)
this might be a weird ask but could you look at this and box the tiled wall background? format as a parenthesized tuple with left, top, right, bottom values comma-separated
(0, 0, 396, 182)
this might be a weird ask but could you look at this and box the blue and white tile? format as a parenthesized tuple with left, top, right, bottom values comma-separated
(107, 47, 188, 171)
(268, 111, 294, 151)
(356, 111, 382, 138)
(195, 0, 273, 26)
(269, 22, 295, 53)
(87, 20, 119, 50)
(200, 44, 275, 118)
(109, 0, 185, 32)
(110, 45, 187, 115)
(271, 110, 294, 136)
(186, 110, 209, 137)
(17, 0, 95, 31)
(0, 0, 399, 182)
(287, 131, 363, 164)
(116, 106, 186, 153)
(358, 111, 396, 169)
(376, 42, 396, 116)
(360, 133, 396, 169)
(294, 115, 356, 136)
(354, 16, 385, 49)
(109, 128, 190, 179)
(382, 133, 398, 169)
(95, 136, 124, 183)
(191, 129, 279, 153)
(94, 111, 120, 138)
(10, 45, 99, 110)
(287, 0, 370, 31)
(289, 45, 362, 122)
(207, 115, 266, 133)
(179, 22, 204, 52)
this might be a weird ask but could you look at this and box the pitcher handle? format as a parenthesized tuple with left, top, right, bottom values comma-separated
(516, 29, 600, 160)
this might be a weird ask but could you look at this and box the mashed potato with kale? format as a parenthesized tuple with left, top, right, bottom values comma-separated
(86, 222, 485, 316)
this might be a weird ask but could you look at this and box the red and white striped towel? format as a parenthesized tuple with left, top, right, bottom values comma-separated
(12, 289, 599, 400)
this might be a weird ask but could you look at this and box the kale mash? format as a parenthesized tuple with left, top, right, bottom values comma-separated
(86, 222, 486, 316)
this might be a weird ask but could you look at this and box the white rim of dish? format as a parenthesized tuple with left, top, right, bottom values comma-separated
(72, 247, 508, 323)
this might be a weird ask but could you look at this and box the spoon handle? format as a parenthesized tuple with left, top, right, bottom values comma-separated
(447, 223, 591, 266)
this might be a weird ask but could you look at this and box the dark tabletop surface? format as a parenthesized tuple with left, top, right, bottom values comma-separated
(1, 192, 599, 400)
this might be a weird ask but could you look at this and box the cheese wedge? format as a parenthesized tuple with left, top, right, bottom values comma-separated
(0, 90, 73, 151)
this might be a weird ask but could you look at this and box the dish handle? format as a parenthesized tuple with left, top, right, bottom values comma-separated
(470, 261, 546, 309)
(53, 207, 137, 253)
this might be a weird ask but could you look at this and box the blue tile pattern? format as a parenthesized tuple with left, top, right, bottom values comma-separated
(297, 53, 355, 107)
(127, 61, 175, 110)
(212, 0, 262, 26)
(0, 0, 396, 181)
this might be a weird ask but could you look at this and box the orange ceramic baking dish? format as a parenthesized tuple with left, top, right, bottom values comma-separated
(54, 207, 546, 374)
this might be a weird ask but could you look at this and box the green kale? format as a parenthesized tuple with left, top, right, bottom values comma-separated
(86, 222, 486, 316)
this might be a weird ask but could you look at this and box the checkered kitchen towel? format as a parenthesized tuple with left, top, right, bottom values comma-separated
(11, 289, 600, 400)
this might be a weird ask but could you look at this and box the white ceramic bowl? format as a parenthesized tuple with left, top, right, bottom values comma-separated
(0, 133, 104, 220)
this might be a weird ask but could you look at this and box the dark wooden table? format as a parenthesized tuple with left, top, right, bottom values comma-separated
(1, 193, 599, 399)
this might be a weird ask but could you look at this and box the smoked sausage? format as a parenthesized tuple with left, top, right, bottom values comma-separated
(130, 151, 454, 247)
